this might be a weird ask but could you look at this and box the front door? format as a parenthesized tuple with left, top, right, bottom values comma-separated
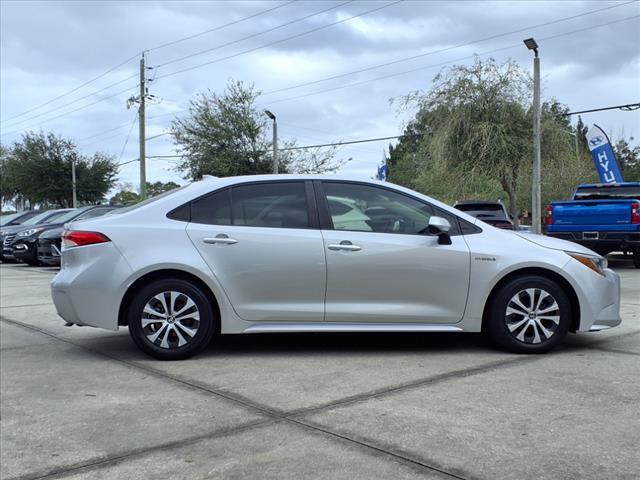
(319, 181, 471, 324)
(187, 181, 326, 322)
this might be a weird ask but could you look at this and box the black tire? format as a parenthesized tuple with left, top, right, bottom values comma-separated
(128, 278, 216, 360)
(486, 275, 571, 354)
(633, 249, 640, 269)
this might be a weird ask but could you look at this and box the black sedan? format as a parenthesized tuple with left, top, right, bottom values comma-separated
(6, 206, 117, 266)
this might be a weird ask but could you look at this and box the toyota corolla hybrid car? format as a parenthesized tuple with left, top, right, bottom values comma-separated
(51, 176, 621, 360)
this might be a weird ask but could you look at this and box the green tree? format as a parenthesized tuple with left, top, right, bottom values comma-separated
(389, 57, 596, 221)
(171, 80, 274, 179)
(614, 137, 640, 182)
(146, 181, 181, 197)
(1, 132, 117, 208)
(109, 181, 181, 205)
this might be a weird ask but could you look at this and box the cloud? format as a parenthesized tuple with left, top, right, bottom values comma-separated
(1, 0, 638, 189)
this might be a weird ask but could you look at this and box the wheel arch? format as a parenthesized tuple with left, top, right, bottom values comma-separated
(481, 267, 581, 333)
(118, 268, 221, 333)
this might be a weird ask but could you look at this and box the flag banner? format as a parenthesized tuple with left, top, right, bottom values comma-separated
(586, 124, 624, 183)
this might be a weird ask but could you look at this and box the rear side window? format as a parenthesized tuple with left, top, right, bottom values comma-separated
(191, 189, 231, 225)
(231, 182, 309, 228)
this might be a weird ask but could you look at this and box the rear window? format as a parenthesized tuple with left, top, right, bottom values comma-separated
(455, 204, 504, 212)
(574, 186, 640, 200)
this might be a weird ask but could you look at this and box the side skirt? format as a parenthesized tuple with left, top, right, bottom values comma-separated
(242, 323, 464, 334)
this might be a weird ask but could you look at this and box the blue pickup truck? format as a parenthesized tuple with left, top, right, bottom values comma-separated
(546, 182, 640, 268)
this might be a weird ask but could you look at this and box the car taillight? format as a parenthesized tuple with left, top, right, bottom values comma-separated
(632, 202, 640, 225)
(545, 204, 553, 225)
(62, 231, 110, 248)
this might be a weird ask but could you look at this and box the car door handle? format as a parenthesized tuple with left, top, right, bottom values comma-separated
(327, 243, 361, 252)
(203, 234, 238, 245)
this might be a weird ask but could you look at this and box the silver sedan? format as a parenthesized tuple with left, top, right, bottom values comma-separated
(51, 175, 621, 360)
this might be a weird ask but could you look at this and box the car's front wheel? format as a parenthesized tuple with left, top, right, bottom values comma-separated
(487, 275, 571, 353)
(127, 278, 216, 360)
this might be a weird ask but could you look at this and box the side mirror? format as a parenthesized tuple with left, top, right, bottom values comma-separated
(427, 216, 451, 234)
(427, 216, 452, 245)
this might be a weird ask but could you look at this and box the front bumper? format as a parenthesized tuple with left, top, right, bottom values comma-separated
(11, 239, 38, 263)
(564, 259, 622, 332)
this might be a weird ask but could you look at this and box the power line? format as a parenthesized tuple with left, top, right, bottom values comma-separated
(2, 2, 298, 129)
(1, 54, 139, 124)
(76, 122, 134, 142)
(260, 0, 638, 97)
(259, 14, 640, 106)
(1, 84, 139, 137)
(155, 1, 354, 68)
(155, 0, 403, 80)
(121, 133, 422, 163)
(2, 74, 138, 130)
(121, 13, 640, 159)
(118, 109, 139, 162)
(147, 0, 297, 52)
(562, 103, 640, 116)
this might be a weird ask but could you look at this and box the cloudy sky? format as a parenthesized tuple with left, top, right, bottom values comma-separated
(1, 0, 639, 191)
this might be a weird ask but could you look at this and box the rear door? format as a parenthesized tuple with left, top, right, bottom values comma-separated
(187, 181, 326, 322)
(318, 181, 471, 324)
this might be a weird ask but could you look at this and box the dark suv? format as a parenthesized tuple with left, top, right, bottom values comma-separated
(1, 209, 72, 262)
(453, 200, 515, 230)
(36, 206, 119, 266)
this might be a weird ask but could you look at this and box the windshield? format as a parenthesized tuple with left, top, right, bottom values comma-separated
(52, 208, 87, 223)
(22, 211, 55, 225)
(574, 186, 640, 200)
(21, 209, 71, 225)
(0, 213, 19, 226)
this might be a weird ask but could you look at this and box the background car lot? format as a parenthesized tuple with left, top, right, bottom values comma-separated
(0, 259, 638, 479)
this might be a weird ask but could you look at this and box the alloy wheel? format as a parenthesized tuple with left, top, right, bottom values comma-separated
(504, 288, 560, 344)
(141, 291, 200, 349)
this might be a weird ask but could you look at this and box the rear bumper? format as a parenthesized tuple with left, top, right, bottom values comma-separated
(51, 242, 133, 330)
(38, 239, 62, 265)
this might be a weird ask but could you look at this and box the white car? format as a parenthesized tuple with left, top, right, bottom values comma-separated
(51, 175, 621, 360)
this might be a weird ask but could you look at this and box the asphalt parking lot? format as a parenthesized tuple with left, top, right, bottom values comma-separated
(1, 260, 639, 480)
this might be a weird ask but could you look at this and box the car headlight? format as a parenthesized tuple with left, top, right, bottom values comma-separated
(17, 228, 44, 237)
(566, 251, 607, 276)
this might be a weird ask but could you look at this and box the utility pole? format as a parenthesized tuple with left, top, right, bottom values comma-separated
(138, 54, 147, 199)
(264, 110, 278, 174)
(71, 160, 77, 208)
(524, 38, 541, 234)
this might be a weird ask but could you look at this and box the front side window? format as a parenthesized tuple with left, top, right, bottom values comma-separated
(323, 183, 435, 234)
(231, 182, 309, 228)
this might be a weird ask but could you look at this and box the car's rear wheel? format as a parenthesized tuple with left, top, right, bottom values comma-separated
(127, 278, 216, 360)
(487, 275, 571, 353)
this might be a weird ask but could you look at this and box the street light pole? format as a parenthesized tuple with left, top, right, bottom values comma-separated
(264, 110, 278, 174)
(71, 159, 77, 208)
(524, 38, 541, 234)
